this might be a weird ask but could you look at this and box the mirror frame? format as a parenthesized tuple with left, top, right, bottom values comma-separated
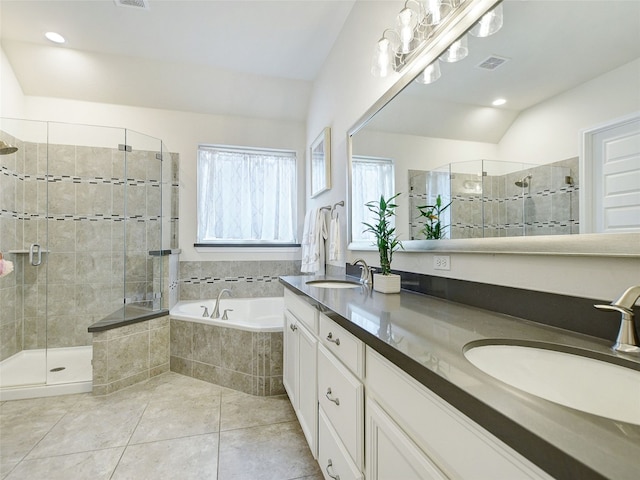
(347, 0, 640, 257)
(310, 127, 331, 198)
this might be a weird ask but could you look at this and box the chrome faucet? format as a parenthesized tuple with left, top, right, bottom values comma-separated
(211, 289, 232, 319)
(351, 258, 373, 285)
(594, 285, 640, 353)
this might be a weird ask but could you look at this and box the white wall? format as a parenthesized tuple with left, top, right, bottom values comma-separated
(306, 1, 640, 301)
(0, 47, 25, 118)
(498, 58, 640, 164)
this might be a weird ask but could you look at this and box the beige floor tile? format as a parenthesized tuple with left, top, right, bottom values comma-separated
(0, 413, 63, 465)
(26, 401, 146, 459)
(129, 395, 221, 444)
(111, 434, 218, 480)
(218, 422, 319, 480)
(4, 447, 123, 480)
(220, 393, 296, 431)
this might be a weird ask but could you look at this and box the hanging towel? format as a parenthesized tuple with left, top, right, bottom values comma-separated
(301, 209, 327, 274)
(328, 214, 342, 263)
(0, 252, 14, 278)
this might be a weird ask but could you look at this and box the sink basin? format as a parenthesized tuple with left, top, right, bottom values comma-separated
(464, 342, 640, 425)
(305, 280, 361, 289)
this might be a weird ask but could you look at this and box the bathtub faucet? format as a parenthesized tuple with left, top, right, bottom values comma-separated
(211, 289, 232, 319)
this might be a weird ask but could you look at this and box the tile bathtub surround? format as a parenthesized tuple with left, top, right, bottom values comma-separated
(179, 259, 302, 300)
(0, 372, 321, 480)
(92, 316, 170, 396)
(170, 318, 284, 396)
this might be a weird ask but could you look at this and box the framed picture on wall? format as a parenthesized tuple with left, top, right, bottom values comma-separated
(310, 127, 331, 197)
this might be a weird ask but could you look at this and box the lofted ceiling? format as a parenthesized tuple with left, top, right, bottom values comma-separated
(0, 0, 358, 121)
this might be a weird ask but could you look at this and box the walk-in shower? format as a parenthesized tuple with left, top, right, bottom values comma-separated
(0, 117, 174, 400)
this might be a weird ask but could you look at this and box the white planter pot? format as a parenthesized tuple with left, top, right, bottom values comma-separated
(373, 273, 401, 294)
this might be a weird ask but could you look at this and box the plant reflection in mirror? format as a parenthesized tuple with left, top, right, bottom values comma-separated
(363, 193, 403, 275)
(417, 194, 451, 239)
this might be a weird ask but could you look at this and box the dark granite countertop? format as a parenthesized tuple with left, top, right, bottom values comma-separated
(280, 275, 640, 480)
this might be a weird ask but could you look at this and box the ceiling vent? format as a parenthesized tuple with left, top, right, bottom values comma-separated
(476, 55, 510, 71)
(113, 0, 149, 9)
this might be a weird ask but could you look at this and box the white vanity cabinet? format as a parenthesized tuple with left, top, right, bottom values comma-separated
(365, 348, 553, 480)
(317, 313, 365, 479)
(283, 290, 319, 457)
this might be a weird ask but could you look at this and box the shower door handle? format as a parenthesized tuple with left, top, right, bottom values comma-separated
(29, 243, 42, 266)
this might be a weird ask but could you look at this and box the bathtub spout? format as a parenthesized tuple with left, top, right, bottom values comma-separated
(211, 289, 232, 319)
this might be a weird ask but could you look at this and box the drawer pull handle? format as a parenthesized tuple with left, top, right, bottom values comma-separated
(289, 323, 298, 332)
(325, 459, 340, 480)
(326, 332, 340, 346)
(325, 387, 340, 406)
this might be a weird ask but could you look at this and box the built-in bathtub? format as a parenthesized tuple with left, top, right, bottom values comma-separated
(169, 297, 284, 396)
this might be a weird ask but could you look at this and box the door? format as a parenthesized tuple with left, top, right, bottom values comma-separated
(583, 114, 640, 232)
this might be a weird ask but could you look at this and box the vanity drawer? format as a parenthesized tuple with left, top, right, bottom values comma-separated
(284, 288, 318, 333)
(319, 313, 364, 377)
(318, 344, 364, 469)
(318, 408, 363, 480)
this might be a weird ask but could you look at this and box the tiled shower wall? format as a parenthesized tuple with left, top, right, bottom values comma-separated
(0, 128, 178, 361)
(409, 158, 579, 239)
(179, 260, 302, 300)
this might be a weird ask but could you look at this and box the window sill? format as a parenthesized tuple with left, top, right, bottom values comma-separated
(194, 243, 301, 253)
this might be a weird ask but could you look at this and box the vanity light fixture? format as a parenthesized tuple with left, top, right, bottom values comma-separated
(415, 60, 441, 84)
(440, 35, 468, 63)
(45, 31, 66, 44)
(371, 1, 505, 83)
(492, 98, 507, 106)
(469, 4, 503, 38)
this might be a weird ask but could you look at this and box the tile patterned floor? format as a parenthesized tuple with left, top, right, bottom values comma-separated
(0, 372, 321, 480)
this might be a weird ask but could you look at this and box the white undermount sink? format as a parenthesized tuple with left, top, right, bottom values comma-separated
(305, 279, 361, 289)
(464, 343, 640, 425)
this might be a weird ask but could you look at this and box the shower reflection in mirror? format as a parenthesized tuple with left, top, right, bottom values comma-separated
(408, 158, 579, 240)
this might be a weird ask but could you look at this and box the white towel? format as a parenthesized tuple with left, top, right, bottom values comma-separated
(0, 255, 14, 278)
(328, 215, 341, 263)
(301, 209, 327, 274)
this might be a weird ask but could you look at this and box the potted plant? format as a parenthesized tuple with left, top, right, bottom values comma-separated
(417, 194, 452, 240)
(363, 193, 403, 293)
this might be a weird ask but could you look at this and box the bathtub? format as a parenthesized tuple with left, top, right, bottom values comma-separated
(170, 297, 284, 332)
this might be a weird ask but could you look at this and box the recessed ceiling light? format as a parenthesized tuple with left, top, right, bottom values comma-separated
(45, 32, 66, 44)
(492, 98, 507, 106)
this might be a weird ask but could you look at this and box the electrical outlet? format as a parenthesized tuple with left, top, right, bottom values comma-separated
(433, 255, 450, 271)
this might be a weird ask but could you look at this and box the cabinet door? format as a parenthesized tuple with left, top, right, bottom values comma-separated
(297, 321, 318, 458)
(366, 398, 447, 480)
(283, 311, 299, 410)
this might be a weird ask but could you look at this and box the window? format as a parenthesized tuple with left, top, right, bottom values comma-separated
(351, 156, 395, 242)
(197, 145, 297, 244)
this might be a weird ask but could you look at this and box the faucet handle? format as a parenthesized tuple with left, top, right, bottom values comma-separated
(594, 304, 633, 317)
(594, 304, 640, 353)
(222, 309, 233, 320)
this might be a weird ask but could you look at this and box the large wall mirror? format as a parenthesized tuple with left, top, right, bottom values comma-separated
(349, 0, 640, 255)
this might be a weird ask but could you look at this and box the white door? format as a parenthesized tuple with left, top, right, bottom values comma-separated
(584, 114, 640, 232)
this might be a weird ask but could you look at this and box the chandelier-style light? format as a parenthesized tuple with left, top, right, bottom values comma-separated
(371, 0, 505, 84)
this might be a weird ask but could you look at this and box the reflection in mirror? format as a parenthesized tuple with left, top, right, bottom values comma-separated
(350, 0, 640, 249)
(408, 157, 578, 240)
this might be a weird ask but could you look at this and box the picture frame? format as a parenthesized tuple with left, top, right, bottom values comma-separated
(310, 127, 331, 198)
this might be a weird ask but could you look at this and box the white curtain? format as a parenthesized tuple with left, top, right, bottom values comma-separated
(351, 156, 394, 242)
(197, 147, 296, 242)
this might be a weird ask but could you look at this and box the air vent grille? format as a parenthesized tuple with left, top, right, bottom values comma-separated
(114, 0, 149, 9)
(477, 55, 509, 70)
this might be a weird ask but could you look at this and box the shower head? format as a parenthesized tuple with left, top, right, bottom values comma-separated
(515, 174, 532, 188)
(0, 140, 18, 155)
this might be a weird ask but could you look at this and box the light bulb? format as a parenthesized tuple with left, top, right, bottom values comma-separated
(415, 61, 441, 84)
(470, 4, 503, 38)
(424, 0, 453, 26)
(45, 32, 66, 44)
(396, 7, 416, 54)
(440, 35, 468, 63)
(371, 38, 393, 77)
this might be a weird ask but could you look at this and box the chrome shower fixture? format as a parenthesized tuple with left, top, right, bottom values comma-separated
(515, 174, 532, 188)
(0, 140, 18, 155)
